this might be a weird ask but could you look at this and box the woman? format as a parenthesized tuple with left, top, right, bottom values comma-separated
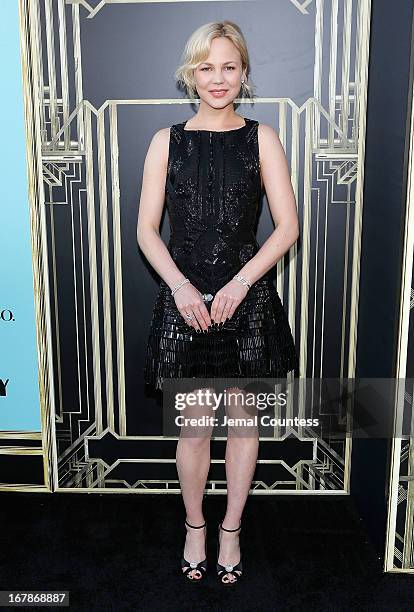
(137, 21, 299, 585)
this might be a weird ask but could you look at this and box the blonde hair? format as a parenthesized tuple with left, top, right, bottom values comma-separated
(175, 21, 255, 101)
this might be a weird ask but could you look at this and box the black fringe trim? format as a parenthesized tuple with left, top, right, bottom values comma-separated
(143, 278, 299, 392)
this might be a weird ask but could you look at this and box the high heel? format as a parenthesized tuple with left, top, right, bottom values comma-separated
(216, 520, 243, 585)
(180, 519, 207, 582)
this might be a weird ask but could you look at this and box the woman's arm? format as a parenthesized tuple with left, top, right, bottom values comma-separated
(137, 128, 211, 331)
(136, 127, 187, 290)
(236, 123, 299, 285)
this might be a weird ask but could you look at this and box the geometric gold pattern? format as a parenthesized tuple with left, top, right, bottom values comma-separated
(15, 0, 372, 497)
(384, 63, 414, 571)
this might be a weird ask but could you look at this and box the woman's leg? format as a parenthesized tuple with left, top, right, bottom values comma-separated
(219, 387, 259, 582)
(176, 386, 215, 579)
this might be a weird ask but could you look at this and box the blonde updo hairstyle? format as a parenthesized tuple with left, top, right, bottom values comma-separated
(175, 21, 255, 101)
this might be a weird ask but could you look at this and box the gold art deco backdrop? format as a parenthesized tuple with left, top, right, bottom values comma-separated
(5, 0, 414, 574)
(4, 0, 414, 574)
(385, 62, 414, 573)
(11, 1, 371, 494)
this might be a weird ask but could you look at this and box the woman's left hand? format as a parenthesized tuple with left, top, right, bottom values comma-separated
(210, 279, 249, 324)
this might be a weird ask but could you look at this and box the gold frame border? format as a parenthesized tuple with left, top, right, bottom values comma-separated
(383, 24, 414, 572)
(1, 0, 370, 498)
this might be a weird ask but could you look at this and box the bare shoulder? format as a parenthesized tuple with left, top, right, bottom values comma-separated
(146, 126, 170, 166)
(150, 126, 170, 147)
(257, 122, 281, 144)
(257, 123, 285, 165)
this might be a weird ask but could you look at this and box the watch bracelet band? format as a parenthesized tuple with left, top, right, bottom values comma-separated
(172, 275, 250, 296)
(233, 274, 251, 289)
(171, 278, 190, 296)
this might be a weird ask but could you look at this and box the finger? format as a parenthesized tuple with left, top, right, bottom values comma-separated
(191, 312, 203, 331)
(210, 295, 221, 323)
(201, 300, 212, 326)
(210, 297, 218, 322)
(226, 301, 238, 319)
(215, 296, 227, 324)
(193, 303, 211, 330)
(221, 299, 234, 321)
(219, 299, 231, 324)
(191, 299, 211, 331)
(192, 304, 208, 331)
(183, 310, 200, 331)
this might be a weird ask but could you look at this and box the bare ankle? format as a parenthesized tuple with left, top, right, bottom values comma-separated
(221, 518, 241, 531)
(185, 516, 205, 528)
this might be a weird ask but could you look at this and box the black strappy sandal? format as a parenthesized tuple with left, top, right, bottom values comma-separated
(180, 519, 207, 582)
(216, 520, 243, 585)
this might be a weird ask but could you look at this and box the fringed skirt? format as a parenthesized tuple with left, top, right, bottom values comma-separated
(143, 277, 299, 392)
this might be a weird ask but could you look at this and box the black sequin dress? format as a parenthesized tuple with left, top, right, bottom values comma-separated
(143, 116, 299, 391)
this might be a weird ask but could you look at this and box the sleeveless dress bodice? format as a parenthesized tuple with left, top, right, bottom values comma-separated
(166, 118, 262, 295)
(143, 117, 299, 392)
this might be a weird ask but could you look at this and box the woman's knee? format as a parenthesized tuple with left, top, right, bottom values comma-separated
(177, 433, 211, 450)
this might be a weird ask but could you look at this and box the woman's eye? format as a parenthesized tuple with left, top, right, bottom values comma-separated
(200, 66, 235, 71)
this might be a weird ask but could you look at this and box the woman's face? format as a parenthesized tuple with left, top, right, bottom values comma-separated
(193, 37, 246, 106)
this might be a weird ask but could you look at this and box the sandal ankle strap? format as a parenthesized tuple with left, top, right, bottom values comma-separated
(219, 520, 241, 532)
(185, 519, 206, 529)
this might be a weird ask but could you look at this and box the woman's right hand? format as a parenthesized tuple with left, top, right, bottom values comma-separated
(173, 283, 212, 331)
